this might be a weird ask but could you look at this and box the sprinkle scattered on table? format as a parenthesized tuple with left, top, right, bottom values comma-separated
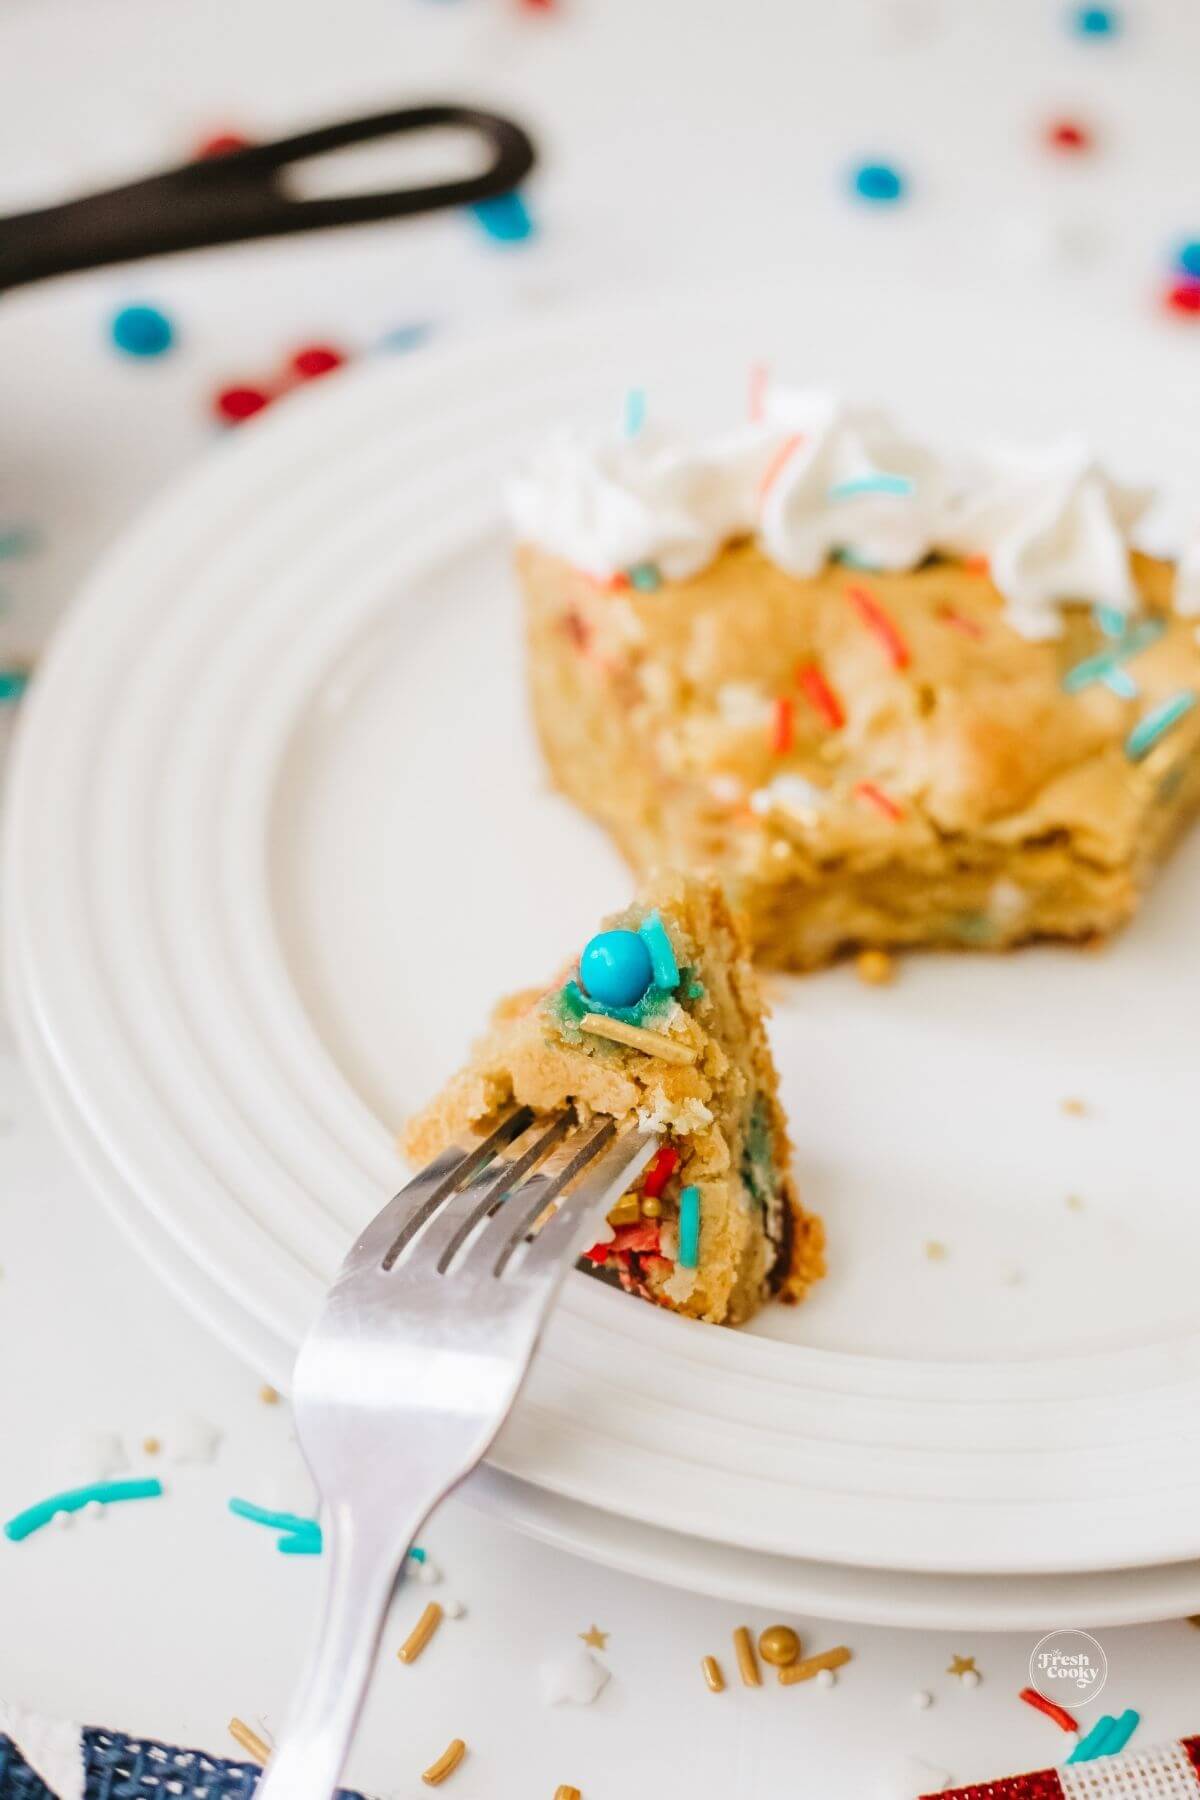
(579, 1624, 608, 1650)
(422, 1738, 467, 1787)
(701, 1655, 725, 1693)
(5, 1478, 164, 1542)
(228, 1717, 270, 1764)
(398, 1600, 444, 1664)
(850, 160, 907, 204)
(732, 1625, 761, 1686)
(1061, 1096, 1088, 1116)
(947, 1654, 978, 1679)
(1045, 117, 1095, 154)
(778, 1644, 853, 1686)
(470, 190, 535, 243)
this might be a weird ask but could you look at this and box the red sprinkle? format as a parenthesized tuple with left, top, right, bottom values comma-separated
(845, 584, 910, 669)
(854, 780, 905, 822)
(194, 129, 252, 159)
(1018, 1688, 1079, 1734)
(796, 661, 845, 729)
(962, 553, 990, 576)
(938, 606, 985, 640)
(1165, 279, 1200, 317)
(213, 384, 272, 425)
(1045, 118, 1093, 153)
(642, 1144, 679, 1198)
(770, 696, 795, 755)
(759, 432, 805, 501)
(289, 344, 346, 381)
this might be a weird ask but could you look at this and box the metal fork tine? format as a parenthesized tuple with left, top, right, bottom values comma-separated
(488, 1118, 617, 1277)
(346, 1107, 533, 1273)
(411, 1110, 574, 1274)
(519, 1128, 660, 1278)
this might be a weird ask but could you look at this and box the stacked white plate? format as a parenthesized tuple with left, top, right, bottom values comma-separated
(9, 283, 1200, 1629)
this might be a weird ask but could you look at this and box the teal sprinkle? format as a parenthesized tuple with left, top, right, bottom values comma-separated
(470, 190, 534, 244)
(828, 472, 914, 501)
(1062, 617, 1165, 693)
(0, 667, 29, 703)
(377, 321, 433, 354)
(227, 1498, 429, 1565)
(624, 388, 646, 438)
(5, 1478, 163, 1542)
(686, 979, 705, 999)
(637, 912, 679, 991)
(1101, 666, 1137, 698)
(628, 562, 662, 592)
(678, 1186, 701, 1269)
(1125, 689, 1196, 760)
(1094, 603, 1127, 638)
(0, 527, 36, 560)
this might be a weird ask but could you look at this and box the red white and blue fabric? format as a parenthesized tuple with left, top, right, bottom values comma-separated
(925, 1734, 1200, 1798)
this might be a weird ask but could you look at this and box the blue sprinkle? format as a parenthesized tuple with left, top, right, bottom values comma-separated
(1178, 241, 1200, 280)
(850, 161, 906, 205)
(110, 303, 175, 358)
(1125, 690, 1196, 761)
(828, 472, 915, 501)
(0, 667, 30, 703)
(628, 562, 662, 592)
(580, 929, 654, 1010)
(678, 1186, 701, 1269)
(1101, 666, 1137, 698)
(1093, 603, 1127, 638)
(377, 322, 433, 354)
(637, 911, 679, 991)
(1070, 4, 1120, 35)
(624, 387, 646, 438)
(1062, 618, 1165, 693)
(5, 1479, 163, 1542)
(470, 190, 535, 244)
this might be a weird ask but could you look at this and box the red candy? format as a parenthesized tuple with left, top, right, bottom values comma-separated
(195, 130, 252, 159)
(213, 384, 272, 425)
(289, 344, 346, 381)
(1165, 279, 1200, 316)
(642, 1145, 679, 1198)
(1045, 118, 1093, 153)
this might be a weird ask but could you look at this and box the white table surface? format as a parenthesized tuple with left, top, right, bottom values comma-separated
(3, 1, 1200, 1795)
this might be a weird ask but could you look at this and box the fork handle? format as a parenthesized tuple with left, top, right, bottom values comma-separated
(257, 1502, 420, 1800)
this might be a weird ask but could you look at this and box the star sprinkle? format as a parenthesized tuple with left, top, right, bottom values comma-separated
(579, 1625, 609, 1650)
(947, 1654, 977, 1678)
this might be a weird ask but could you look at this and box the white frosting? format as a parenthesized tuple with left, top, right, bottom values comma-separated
(509, 388, 1155, 639)
(758, 388, 950, 577)
(937, 439, 1151, 640)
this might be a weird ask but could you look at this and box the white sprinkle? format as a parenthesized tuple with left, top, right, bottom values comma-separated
(912, 1689, 934, 1710)
(961, 1668, 981, 1689)
(414, 1555, 441, 1586)
(816, 1667, 837, 1689)
(443, 1598, 466, 1619)
(538, 1647, 610, 1706)
(52, 1509, 73, 1531)
(83, 1500, 106, 1521)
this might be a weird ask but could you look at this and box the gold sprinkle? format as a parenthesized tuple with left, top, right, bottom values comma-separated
(947, 1654, 977, 1677)
(259, 1384, 280, 1405)
(732, 1624, 761, 1687)
(578, 1013, 697, 1065)
(554, 1789, 582, 1800)
(1061, 1097, 1088, 1117)
(605, 1194, 640, 1227)
(924, 1240, 948, 1262)
(579, 1624, 608, 1650)
(228, 1718, 270, 1765)
(701, 1655, 725, 1693)
(758, 1624, 801, 1668)
(422, 1738, 466, 1786)
(1066, 1194, 1085, 1212)
(399, 1601, 444, 1664)
(142, 1437, 161, 1456)
(778, 1645, 852, 1686)
(640, 1195, 663, 1219)
(855, 949, 895, 987)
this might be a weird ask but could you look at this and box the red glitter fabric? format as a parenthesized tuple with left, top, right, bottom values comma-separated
(924, 1774, 1062, 1799)
(1184, 1735, 1200, 1778)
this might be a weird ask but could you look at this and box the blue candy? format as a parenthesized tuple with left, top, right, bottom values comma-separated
(851, 161, 906, 205)
(579, 929, 654, 1009)
(1177, 241, 1200, 280)
(110, 303, 175, 358)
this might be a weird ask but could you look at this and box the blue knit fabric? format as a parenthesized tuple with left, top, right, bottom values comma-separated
(0, 1729, 368, 1800)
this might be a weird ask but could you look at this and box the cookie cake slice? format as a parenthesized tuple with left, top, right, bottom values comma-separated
(402, 874, 823, 1325)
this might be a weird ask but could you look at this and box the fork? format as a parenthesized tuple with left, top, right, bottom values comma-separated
(256, 1105, 658, 1800)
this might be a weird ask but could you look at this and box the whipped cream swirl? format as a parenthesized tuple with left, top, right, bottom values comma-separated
(507, 386, 1153, 638)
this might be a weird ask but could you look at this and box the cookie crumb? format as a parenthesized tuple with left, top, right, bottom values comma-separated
(855, 949, 895, 986)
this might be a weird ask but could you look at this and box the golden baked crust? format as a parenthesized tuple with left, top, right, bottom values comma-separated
(402, 874, 823, 1325)
(518, 540, 1200, 967)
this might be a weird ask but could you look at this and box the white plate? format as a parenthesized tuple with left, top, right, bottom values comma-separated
(9, 280, 1200, 1582)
